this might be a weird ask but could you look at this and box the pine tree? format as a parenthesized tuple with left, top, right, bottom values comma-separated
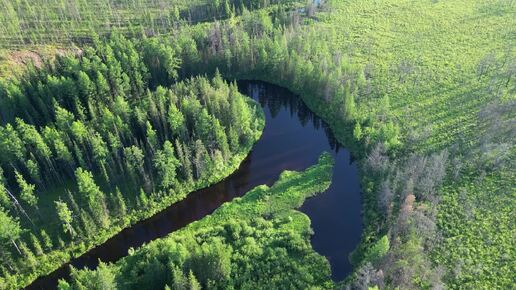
(91, 133, 109, 163)
(123, 146, 145, 179)
(16, 118, 51, 160)
(94, 262, 117, 289)
(175, 140, 193, 183)
(0, 171, 10, 208)
(188, 270, 201, 290)
(171, 265, 187, 289)
(0, 124, 26, 164)
(75, 168, 102, 208)
(196, 109, 214, 146)
(141, 38, 180, 87)
(57, 279, 71, 290)
(228, 125, 239, 152)
(19, 241, 37, 270)
(353, 122, 363, 141)
(223, 0, 232, 18)
(112, 187, 127, 218)
(57, 236, 66, 249)
(76, 71, 96, 104)
(146, 121, 158, 152)
(342, 84, 356, 121)
(95, 71, 111, 102)
(15, 171, 37, 208)
(70, 120, 89, 144)
(30, 233, 44, 256)
(193, 140, 208, 179)
(167, 103, 185, 137)
(26, 156, 41, 184)
(213, 119, 230, 160)
(40, 229, 53, 251)
(153, 141, 180, 189)
(138, 188, 148, 208)
(66, 190, 80, 214)
(75, 168, 110, 229)
(80, 210, 97, 238)
(0, 209, 22, 255)
(55, 200, 75, 238)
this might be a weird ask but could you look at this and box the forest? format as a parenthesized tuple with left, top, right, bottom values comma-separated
(0, 30, 264, 288)
(0, 0, 302, 48)
(0, 0, 514, 289)
(60, 153, 335, 290)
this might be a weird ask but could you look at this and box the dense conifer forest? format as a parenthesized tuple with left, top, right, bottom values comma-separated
(0, 0, 514, 289)
(0, 30, 264, 288)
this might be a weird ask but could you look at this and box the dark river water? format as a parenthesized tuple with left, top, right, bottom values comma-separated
(26, 81, 362, 289)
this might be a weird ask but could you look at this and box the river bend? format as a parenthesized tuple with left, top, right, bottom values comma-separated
(27, 81, 362, 289)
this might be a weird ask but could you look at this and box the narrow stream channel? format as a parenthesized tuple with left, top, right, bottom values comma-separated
(26, 81, 362, 289)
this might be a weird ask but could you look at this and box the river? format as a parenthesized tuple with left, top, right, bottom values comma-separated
(26, 81, 362, 289)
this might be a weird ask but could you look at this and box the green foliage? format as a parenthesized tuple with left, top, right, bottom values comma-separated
(142, 38, 181, 88)
(433, 171, 515, 289)
(320, 1, 514, 288)
(0, 1, 513, 288)
(353, 122, 363, 142)
(363, 235, 389, 265)
(0, 0, 301, 49)
(0, 208, 22, 250)
(29, 233, 44, 256)
(154, 141, 180, 189)
(40, 229, 53, 251)
(0, 31, 265, 288)
(55, 200, 75, 238)
(63, 153, 335, 289)
(68, 262, 117, 290)
(15, 171, 37, 208)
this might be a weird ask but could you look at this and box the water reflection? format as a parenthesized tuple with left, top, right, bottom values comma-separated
(27, 81, 362, 289)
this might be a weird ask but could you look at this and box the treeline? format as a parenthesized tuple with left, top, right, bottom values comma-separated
(342, 144, 448, 289)
(59, 153, 335, 290)
(164, 6, 400, 151)
(2, 2, 406, 288)
(162, 6, 462, 289)
(346, 99, 514, 289)
(0, 33, 262, 287)
(0, 0, 302, 48)
(180, 0, 302, 24)
(63, 217, 329, 290)
(54, 6, 407, 289)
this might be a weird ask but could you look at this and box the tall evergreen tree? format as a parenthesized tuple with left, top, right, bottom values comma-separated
(55, 200, 75, 238)
(0, 208, 22, 255)
(153, 141, 180, 189)
(15, 171, 37, 208)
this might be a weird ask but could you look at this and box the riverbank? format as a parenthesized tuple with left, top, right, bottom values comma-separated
(60, 153, 336, 289)
(9, 98, 264, 290)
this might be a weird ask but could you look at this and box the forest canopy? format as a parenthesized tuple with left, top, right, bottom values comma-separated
(0, 0, 514, 289)
(0, 32, 264, 289)
(59, 153, 335, 290)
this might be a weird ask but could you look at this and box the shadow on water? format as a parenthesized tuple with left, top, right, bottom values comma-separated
(26, 81, 362, 289)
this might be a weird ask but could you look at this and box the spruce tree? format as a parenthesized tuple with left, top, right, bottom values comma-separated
(40, 229, 53, 251)
(15, 171, 37, 208)
(29, 233, 44, 256)
(55, 200, 75, 238)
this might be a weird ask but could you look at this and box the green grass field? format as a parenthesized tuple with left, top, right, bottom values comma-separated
(321, 0, 514, 152)
(318, 0, 515, 287)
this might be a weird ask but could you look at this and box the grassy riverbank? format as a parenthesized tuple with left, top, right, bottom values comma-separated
(60, 153, 335, 289)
